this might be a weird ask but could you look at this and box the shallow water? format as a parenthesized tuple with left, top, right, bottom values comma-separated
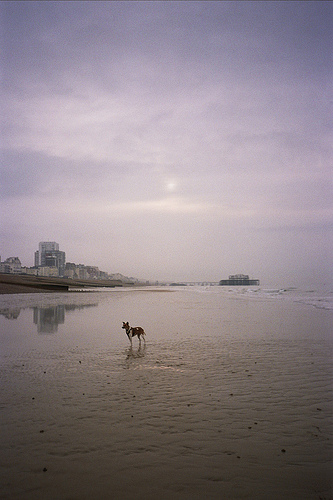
(0, 287, 332, 499)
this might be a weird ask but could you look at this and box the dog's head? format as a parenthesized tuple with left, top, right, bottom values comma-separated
(122, 322, 130, 338)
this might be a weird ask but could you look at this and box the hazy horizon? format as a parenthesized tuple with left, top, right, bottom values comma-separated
(1, 1, 332, 288)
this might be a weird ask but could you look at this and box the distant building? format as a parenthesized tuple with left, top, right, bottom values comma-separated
(64, 262, 107, 280)
(85, 266, 100, 279)
(64, 262, 77, 279)
(34, 242, 66, 276)
(63, 263, 90, 280)
(35, 242, 59, 266)
(219, 274, 260, 286)
(77, 265, 89, 280)
(0, 257, 22, 274)
(37, 266, 59, 277)
(21, 267, 38, 276)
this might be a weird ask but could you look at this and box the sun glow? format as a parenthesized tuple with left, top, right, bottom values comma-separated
(165, 179, 178, 192)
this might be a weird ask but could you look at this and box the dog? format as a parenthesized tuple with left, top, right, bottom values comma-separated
(122, 322, 146, 344)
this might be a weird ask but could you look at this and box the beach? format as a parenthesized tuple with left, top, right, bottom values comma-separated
(0, 286, 332, 499)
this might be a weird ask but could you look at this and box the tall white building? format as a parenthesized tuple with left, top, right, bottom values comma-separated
(35, 242, 59, 266)
(34, 242, 65, 276)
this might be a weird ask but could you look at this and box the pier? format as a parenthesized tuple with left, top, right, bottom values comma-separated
(219, 274, 260, 286)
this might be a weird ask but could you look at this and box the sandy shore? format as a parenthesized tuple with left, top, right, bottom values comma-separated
(0, 287, 332, 499)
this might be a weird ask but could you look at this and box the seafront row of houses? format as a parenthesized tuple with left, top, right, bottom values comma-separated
(0, 241, 136, 283)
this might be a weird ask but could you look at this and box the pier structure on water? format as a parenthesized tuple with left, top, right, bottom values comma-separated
(219, 274, 260, 286)
(167, 274, 260, 287)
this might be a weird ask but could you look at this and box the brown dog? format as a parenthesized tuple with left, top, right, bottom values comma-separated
(122, 322, 146, 344)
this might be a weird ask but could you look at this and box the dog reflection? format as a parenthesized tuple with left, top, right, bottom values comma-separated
(126, 343, 146, 360)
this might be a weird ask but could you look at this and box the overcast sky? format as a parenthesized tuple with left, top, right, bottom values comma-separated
(1, 1, 332, 286)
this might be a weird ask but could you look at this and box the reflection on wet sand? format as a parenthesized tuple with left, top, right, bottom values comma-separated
(33, 303, 98, 334)
(125, 343, 146, 367)
(0, 307, 21, 319)
(33, 305, 65, 334)
(0, 302, 98, 333)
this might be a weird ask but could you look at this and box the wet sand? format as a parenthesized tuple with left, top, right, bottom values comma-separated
(0, 288, 332, 499)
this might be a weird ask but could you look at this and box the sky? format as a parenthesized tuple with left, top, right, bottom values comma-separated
(1, 1, 332, 287)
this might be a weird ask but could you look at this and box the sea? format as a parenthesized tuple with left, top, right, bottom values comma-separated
(0, 285, 332, 499)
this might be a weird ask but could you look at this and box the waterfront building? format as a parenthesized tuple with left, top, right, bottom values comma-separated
(34, 242, 66, 276)
(21, 267, 38, 276)
(35, 242, 58, 266)
(0, 257, 22, 274)
(37, 266, 59, 277)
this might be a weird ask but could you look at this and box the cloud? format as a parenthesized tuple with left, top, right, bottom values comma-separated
(3, 2, 331, 167)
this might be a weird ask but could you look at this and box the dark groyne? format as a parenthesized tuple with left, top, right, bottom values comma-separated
(0, 274, 125, 294)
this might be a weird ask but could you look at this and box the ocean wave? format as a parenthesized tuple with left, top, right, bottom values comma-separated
(180, 285, 333, 311)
